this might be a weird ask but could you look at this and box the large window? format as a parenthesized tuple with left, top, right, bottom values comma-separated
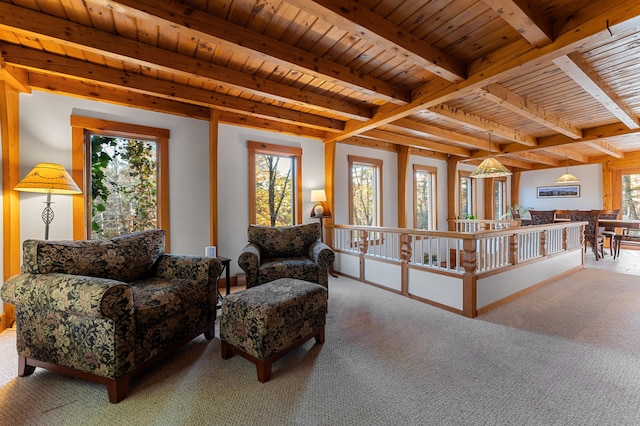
(71, 116, 169, 242)
(414, 165, 436, 229)
(621, 173, 640, 219)
(493, 177, 507, 219)
(248, 141, 302, 226)
(459, 171, 475, 219)
(349, 156, 382, 226)
(89, 135, 159, 238)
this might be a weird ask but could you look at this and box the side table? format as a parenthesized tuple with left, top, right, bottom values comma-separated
(215, 256, 231, 309)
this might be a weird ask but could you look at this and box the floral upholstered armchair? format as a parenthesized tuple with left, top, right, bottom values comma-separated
(0, 230, 221, 403)
(238, 223, 335, 289)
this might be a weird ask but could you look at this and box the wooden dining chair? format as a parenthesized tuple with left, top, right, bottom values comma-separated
(529, 210, 555, 225)
(554, 209, 578, 222)
(598, 209, 620, 257)
(570, 210, 604, 260)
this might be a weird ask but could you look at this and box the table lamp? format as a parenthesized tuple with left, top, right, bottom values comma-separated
(310, 189, 327, 216)
(14, 162, 82, 240)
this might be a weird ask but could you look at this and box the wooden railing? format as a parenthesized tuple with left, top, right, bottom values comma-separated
(329, 221, 585, 317)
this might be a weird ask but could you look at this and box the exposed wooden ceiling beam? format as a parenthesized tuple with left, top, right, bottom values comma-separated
(28, 72, 210, 120)
(361, 130, 472, 157)
(0, 56, 30, 93)
(216, 111, 328, 140)
(0, 2, 370, 121)
(509, 151, 561, 166)
(389, 118, 501, 152)
(584, 140, 625, 158)
(428, 104, 538, 146)
(95, 0, 410, 104)
(3, 44, 344, 132)
(483, 0, 553, 47)
(553, 52, 640, 129)
(491, 156, 534, 169)
(541, 146, 589, 163)
(285, 0, 465, 82)
(478, 83, 582, 139)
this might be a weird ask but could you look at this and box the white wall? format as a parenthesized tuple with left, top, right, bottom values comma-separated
(519, 163, 602, 210)
(217, 124, 324, 275)
(8, 90, 605, 284)
(19, 92, 212, 255)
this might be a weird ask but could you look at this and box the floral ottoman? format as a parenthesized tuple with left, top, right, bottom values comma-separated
(220, 278, 327, 382)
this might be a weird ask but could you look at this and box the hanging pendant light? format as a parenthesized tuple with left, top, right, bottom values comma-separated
(555, 157, 580, 184)
(470, 132, 512, 178)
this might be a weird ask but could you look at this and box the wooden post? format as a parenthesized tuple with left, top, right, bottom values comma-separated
(397, 146, 409, 228)
(540, 230, 548, 257)
(399, 233, 412, 296)
(462, 238, 478, 318)
(509, 233, 519, 265)
(359, 230, 368, 281)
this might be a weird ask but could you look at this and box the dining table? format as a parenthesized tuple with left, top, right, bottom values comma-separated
(597, 219, 640, 229)
(597, 218, 640, 259)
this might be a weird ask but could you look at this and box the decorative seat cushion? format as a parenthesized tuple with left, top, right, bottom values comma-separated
(220, 278, 327, 361)
(258, 257, 318, 284)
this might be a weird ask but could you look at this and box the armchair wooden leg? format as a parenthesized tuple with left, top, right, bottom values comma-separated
(107, 376, 130, 404)
(18, 356, 35, 377)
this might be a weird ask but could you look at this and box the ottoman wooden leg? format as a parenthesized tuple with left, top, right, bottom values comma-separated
(315, 326, 325, 344)
(256, 359, 272, 383)
(221, 340, 234, 359)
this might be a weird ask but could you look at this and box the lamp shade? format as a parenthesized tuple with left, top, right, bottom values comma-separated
(555, 172, 580, 184)
(14, 163, 82, 194)
(469, 156, 512, 178)
(555, 158, 580, 184)
(310, 189, 327, 202)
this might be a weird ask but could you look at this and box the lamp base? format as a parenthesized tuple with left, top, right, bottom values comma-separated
(313, 204, 324, 216)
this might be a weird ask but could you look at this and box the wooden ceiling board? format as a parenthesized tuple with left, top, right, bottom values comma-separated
(3, 0, 640, 171)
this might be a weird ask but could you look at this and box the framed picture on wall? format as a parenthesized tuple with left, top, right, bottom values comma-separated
(537, 185, 580, 198)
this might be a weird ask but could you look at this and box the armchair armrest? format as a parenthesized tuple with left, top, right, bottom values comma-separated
(309, 241, 335, 267)
(154, 254, 222, 283)
(1, 273, 133, 322)
(238, 243, 261, 288)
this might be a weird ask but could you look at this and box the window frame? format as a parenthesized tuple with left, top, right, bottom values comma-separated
(71, 116, 170, 246)
(413, 164, 437, 230)
(348, 155, 383, 226)
(248, 141, 302, 226)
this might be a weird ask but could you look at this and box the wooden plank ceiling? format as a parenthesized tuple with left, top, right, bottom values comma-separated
(2, 0, 640, 171)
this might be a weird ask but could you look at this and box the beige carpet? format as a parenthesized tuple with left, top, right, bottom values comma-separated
(1, 270, 640, 425)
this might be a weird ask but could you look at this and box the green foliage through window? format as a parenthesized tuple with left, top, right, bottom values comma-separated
(90, 135, 158, 238)
(622, 174, 640, 220)
(255, 153, 293, 226)
(350, 159, 380, 226)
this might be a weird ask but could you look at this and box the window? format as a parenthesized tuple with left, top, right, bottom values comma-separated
(248, 141, 302, 226)
(414, 165, 437, 229)
(71, 116, 169, 242)
(349, 156, 382, 226)
(493, 177, 507, 219)
(621, 173, 640, 219)
(459, 171, 475, 219)
(89, 135, 160, 238)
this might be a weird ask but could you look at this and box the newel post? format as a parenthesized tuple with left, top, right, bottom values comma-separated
(400, 233, 413, 296)
(509, 233, 519, 265)
(462, 238, 478, 318)
(358, 230, 368, 281)
(540, 230, 548, 257)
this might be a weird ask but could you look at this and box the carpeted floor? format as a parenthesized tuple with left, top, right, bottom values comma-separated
(1, 269, 640, 425)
